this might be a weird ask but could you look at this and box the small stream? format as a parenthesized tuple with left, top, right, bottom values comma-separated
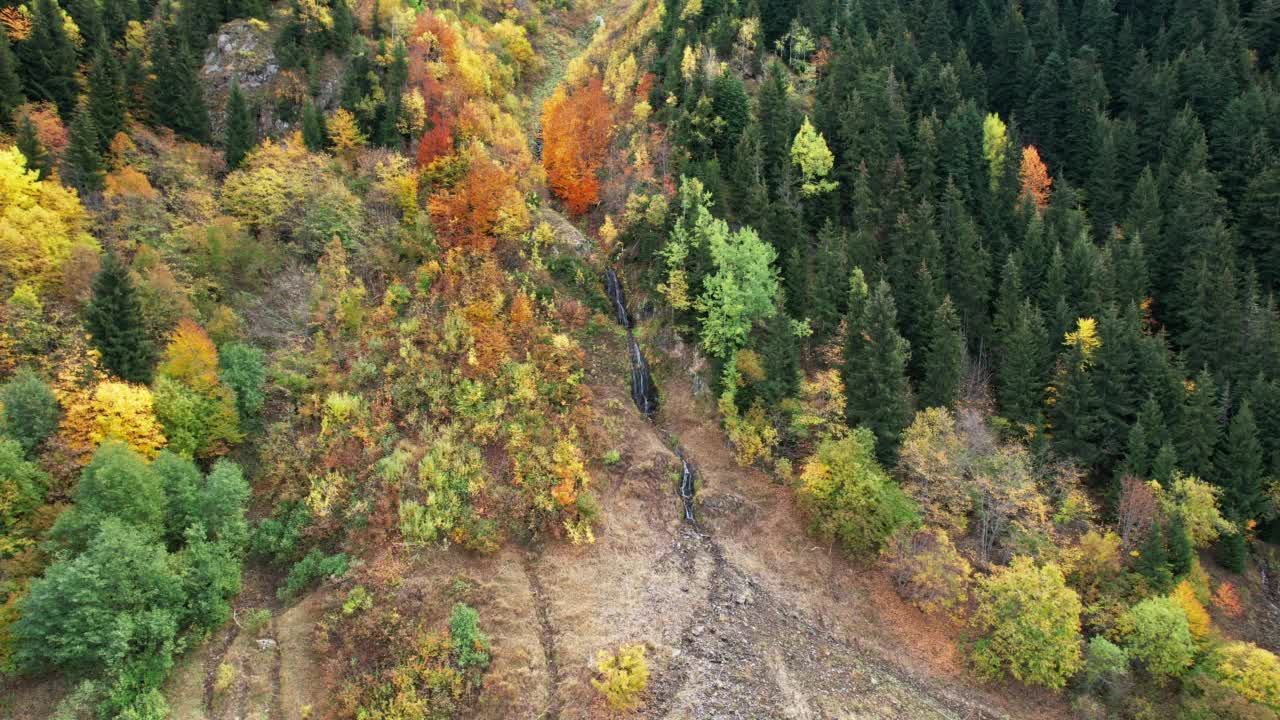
(603, 268, 696, 524)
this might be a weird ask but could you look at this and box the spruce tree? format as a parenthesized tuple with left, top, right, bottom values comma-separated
(808, 222, 849, 347)
(330, 0, 356, 52)
(1050, 328, 1105, 469)
(1134, 521, 1173, 592)
(20, 0, 80, 118)
(1217, 401, 1267, 522)
(148, 26, 209, 142)
(301, 101, 327, 152)
(920, 295, 965, 409)
(223, 80, 254, 170)
(1216, 526, 1247, 573)
(1166, 514, 1194, 578)
(15, 115, 51, 180)
(65, 108, 105, 193)
(87, 43, 125, 150)
(1176, 370, 1220, 479)
(997, 300, 1048, 426)
(85, 254, 156, 384)
(1151, 442, 1178, 483)
(0, 34, 23, 131)
(753, 309, 800, 407)
(843, 273, 913, 460)
(757, 61, 795, 199)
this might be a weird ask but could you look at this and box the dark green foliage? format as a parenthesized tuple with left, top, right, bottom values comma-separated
(0, 34, 23, 130)
(153, 450, 201, 543)
(1217, 401, 1267, 521)
(87, 43, 125, 150)
(251, 501, 312, 563)
(12, 519, 184, 673)
(65, 108, 105, 193)
(279, 548, 350, 599)
(0, 437, 47, 536)
(219, 342, 267, 425)
(843, 274, 913, 460)
(176, 524, 243, 631)
(146, 25, 210, 142)
(223, 80, 254, 170)
(448, 602, 491, 671)
(920, 295, 966, 409)
(1134, 521, 1173, 592)
(1216, 525, 1248, 573)
(19, 0, 80, 118)
(750, 309, 799, 408)
(1166, 513, 1194, 578)
(302, 101, 327, 152)
(0, 368, 60, 455)
(710, 71, 749, 160)
(15, 113, 51, 180)
(48, 441, 166, 550)
(1176, 370, 1220, 479)
(85, 253, 157, 384)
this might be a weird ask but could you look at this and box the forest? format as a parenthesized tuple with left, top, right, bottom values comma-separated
(2, 0, 1280, 717)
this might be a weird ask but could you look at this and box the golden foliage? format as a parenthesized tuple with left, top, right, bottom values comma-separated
(61, 381, 166, 461)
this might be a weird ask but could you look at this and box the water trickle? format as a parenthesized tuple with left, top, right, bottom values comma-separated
(627, 331, 659, 418)
(602, 268, 632, 329)
(678, 454, 696, 523)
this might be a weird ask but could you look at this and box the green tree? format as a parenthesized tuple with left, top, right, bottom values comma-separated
(920, 295, 965, 409)
(843, 274, 913, 459)
(87, 43, 125, 149)
(15, 114, 51, 180)
(301, 101, 327, 152)
(147, 25, 209, 142)
(1119, 596, 1196, 681)
(1217, 401, 1267, 522)
(47, 441, 166, 550)
(0, 33, 23, 130)
(175, 525, 242, 631)
(0, 437, 47, 542)
(0, 368, 60, 454)
(218, 343, 266, 425)
(1134, 520, 1173, 592)
(19, 0, 80, 117)
(153, 450, 200, 543)
(797, 428, 918, 556)
(971, 557, 1084, 689)
(997, 300, 1049, 426)
(223, 81, 254, 171)
(1177, 370, 1221, 480)
(85, 253, 156, 384)
(791, 117, 836, 196)
(65, 108, 106, 193)
(695, 224, 779, 359)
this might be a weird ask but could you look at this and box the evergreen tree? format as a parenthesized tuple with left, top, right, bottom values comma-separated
(15, 115, 51, 180)
(807, 222, 849, 347)
(843, 272, 913, 460)
(711, 71, 749, 162)
(20, 0, 80, 118)
(752, 309, 800, 407)
(1166, 514, 1194, 578)
(1151, 442, 1178, 483)
(1050, 324, 1105, 468)
(1216, 526, 1247, 573)
(302, 101, 327, 152)
(757, 61, 795, 199)
(0, 34, 23, 130)
(87, 43, 125, 150)
(148, 26, 209, 142)
(64, 108, 105, 193)
(223, 80, 254, 170)
(1134, 521, 1173, 592)
(1217, 401, 1267, 522)
(85, 254, 156, 384)
(1177, 370, 1220, 479)
(997, 300, 1048, 426)
(330, 0, 356, 52)
(920, 295, 965, 409)
(1240, 165, 1280, 289)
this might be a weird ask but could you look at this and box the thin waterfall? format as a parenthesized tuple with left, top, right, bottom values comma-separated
(627, 331, 659, 418)
(603, 268, 631, 328)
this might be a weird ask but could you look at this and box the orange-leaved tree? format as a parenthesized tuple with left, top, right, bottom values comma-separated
(428, 144, 528, 252)
(1019, 145, 1052, 211)
(541, 77, 614, 215)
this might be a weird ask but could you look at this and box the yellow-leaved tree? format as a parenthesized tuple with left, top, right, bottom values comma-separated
(0, 147, 97, 293)
(61, 381, 166, 461)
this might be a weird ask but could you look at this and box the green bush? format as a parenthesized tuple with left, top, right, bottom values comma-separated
(1117, 596, 1196, 681)
(971, 557, 1084, 689)
(448, 602, 490, 672)
(0, 368, 59, 454)
(47, 441, 166, 551)
(0, 436, 46, 541)
(1084, 636, 1129, 691)
(796, 428, 918, 555)
(251, 501, 312, 563)
(219, 343, 267, 425)
(278, 549, 349, 600)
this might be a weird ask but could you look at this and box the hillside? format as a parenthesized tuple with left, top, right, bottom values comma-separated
(3, 0, 1280, 718)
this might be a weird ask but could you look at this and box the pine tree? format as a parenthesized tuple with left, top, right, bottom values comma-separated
(1240, 165, 1280, 289)
(65, 107, 105, 193)
(1217, 401, 1267, 522)
(66, 0, 104, 52)
(87, 43, 125, 150)
(1166, 514, 1194, 578)
(920, 295, 965, 409)
(1177, 370, 1221, 479)
(1050, 321, 1105, 468)
(757, 61, 795, 200)
(1134, 521, 1173, 592)
(843, 274, 913, 460)
(302, 101, 327, 152)
(753, 309, 800, 407)
(1151, 442, 1178, 483)
(997, 300, 1049, 426)
(85, 254, 156, 384)
(223, 80, 254, 170)
(15, 115, 51, 180)
(20, 0, 80, 118)
(148, 25, 209, 142)
(1216, 526, 1247, 573)
(0, 34, 23, 131)
(808, 222, 849, 347)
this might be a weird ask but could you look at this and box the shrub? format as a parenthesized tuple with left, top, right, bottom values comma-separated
(1172, 580, 1212, 640)
(592, 643, 649, 710)
(971, 557, 1083, 689)
(1117, 596, 1196, 681)
(1084, 636, 1129, 691)
(797, 428, 918, 556)
(0, 437, 47, 548)
(342, 586, 373, 616)
(218, 343, 266, 425)
(884, 526, 972, 618)
(214, 662, 236, 694)
(602, 449, 622, 465)
(1209, 642, 1280, 712)
(448, 602, 490, 673)
(243, 608, 272, 636)
(278, 549, 349, 600)
(0, 368, 59, 454)
(251, 501, 311, 563)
